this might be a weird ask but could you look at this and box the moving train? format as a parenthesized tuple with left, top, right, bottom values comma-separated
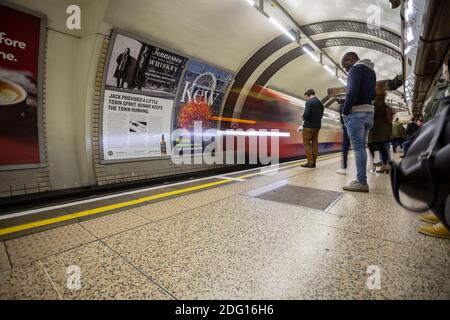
(219, 85, 343, 161)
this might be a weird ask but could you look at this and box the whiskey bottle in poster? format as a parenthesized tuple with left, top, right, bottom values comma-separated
(160, 134, 167, 156)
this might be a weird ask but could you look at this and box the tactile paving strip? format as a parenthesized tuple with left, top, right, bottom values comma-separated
(170, 188, 235, 209)
(130, 201, 189, 221)
(79, 210, 149, 239)
(5, 224, 96, 267)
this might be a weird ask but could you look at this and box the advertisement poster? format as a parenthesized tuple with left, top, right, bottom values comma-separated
(174, 60, 233, 151)
(102, 90, 173, 160)
(102, 32, 188, 161)
(0, 4, 45, 167)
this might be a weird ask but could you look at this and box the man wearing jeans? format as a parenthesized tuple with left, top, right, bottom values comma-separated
(336, 100, 351, 175)
(341, 52, 377, 192)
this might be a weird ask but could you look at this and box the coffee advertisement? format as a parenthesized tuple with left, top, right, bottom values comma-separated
(0, 4, 45, 167)
(101, 31, 187, 161)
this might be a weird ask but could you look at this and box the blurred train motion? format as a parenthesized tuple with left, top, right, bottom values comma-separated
(218, 85, 343, 161)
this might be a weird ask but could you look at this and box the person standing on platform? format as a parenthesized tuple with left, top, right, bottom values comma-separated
(367, 86, 392, 174)
(340, 52, 376, 192)
(336, 98, 350, 175)
(300, 89, 324, 168)
(391, 118, 405, 153)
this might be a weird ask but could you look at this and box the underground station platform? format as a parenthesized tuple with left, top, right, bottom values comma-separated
(1, 0, 450, 313)
(1, 154, 449, 300)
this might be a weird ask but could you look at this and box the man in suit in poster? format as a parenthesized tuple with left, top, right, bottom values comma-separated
(114, 48, 131, 89)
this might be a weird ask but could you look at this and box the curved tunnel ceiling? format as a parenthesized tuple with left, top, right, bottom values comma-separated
(315, 37, 402, 60)
(274, 0, 401, 33)
(254, 36, 402, 90)
(223, 0, 405, 121)
(301, 20, 401, 48)
(222, 33, 295, 118)
(98, 0, 406, 120)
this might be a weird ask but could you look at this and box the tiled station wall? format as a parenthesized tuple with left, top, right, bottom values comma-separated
(0, 33, 229, 199)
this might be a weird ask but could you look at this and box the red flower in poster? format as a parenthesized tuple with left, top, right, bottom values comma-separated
(178, 98, 213, 129)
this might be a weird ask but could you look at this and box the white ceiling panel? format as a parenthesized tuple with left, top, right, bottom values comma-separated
(102, 0, 281, 73)
(266, 54, 344, 99)
(275, 0, 401, 33)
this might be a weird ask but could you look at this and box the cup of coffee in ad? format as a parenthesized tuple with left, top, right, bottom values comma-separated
(0, 78, 29, 126)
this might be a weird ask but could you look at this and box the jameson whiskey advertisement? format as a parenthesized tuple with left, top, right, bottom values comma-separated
(0, 3, 45, 167)
(102, 31, 188, 161)
(174, 60, 233, 152)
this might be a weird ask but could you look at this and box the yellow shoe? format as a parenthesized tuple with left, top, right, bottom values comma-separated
(418, 223, 450, 239)
(420, 212, 440, 224)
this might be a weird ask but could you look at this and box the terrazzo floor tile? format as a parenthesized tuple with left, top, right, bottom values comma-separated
(366, 220, 447, 257)
(441, 240, 450, 261)
(104, 195, 378, 299)
(258, 166, 309, 181)
(169, 187, 235, 209)
(79, 210, 149, 239)
(0, 261, 60, 300)
(129, 200, 189, 221)
(5, 224, 96, 267)
(319, 222, 449, 298)
(323, 192, 446, 257)
(371, 263, 450, 300)
(218, 176, 279, 194)
(39, 241, 172, 300)
(0, 242, 11, 271)
(287, 170, 350, 193)
(318, 236, 449, 299)
(211, 194, 342, 232)
(374, 240, 450, 279)
(286, 158, 393, 196)
(303, 264, 373, 300)
(324, 192, 416, 227)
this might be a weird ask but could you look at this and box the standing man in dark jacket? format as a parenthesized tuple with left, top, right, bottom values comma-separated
(341, 52, 377, 192)
(114, 48, 131, 89)
(301, 89, 324, 168)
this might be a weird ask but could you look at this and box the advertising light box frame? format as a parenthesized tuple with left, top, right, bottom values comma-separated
(0, 1, 47, 171)
(99, 29, 235, 164)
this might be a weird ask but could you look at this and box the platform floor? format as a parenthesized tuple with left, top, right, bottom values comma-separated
(1, 154, 449, 300)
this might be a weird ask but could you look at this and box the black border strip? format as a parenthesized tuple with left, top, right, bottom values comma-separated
(221, 34, 293, 122)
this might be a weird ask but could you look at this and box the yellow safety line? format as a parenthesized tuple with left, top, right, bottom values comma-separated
(0, 153, 341, 237)
(0, 180, 232, 236)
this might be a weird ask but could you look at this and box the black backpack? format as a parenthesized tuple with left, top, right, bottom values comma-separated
(389, 97, 450, 229)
